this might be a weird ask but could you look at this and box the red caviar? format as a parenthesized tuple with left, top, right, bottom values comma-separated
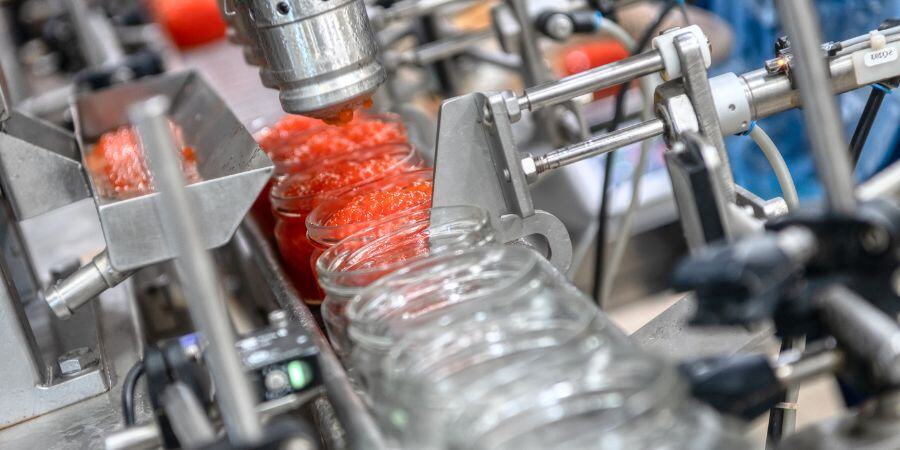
(86, 124, 200, 199)
(251, 112, 407, 237)
(271, 145, 421, 301)
(325, 180, 433, 227)
(267, 114, 407, 171)
(305, 170, 434, 286)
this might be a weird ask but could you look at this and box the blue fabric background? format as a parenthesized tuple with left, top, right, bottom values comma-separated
(695, 0, 900, 200)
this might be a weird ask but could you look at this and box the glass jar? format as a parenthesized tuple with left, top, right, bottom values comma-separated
(271, 144, 422, 301)
(451, 353, 749, 450)
(306, 168, 434, 250)
(317, 206, 497, 359)
(251, 113, 407, 236)
(269, 113, 407, 175)
(380, 293, 626, 448)
(344, 246, 605, 396)
(304, 169, 434, 301)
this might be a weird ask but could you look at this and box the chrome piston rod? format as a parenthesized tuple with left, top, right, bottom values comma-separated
(528, 44, 890, 177)
(532, 118, 665, 174)
(517, 50, 665, 113)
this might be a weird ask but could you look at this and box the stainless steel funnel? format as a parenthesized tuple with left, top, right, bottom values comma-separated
(73, 71, 273, 271)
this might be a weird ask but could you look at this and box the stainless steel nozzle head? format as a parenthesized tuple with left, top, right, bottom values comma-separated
(244, 0, 386, 119)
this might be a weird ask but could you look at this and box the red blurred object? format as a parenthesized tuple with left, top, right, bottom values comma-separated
(561, 40, 630, 99)
(150, 0, 227, 49)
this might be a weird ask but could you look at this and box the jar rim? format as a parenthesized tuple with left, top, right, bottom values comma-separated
(269, 143, 420, 213)
(316, 205, 493, 288)
(304, 168, 434, 242)
(345, 246, 553, 347)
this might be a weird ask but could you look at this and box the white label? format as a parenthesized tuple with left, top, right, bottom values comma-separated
(854, 42, 900, 85)
(864, 47, 898, 67)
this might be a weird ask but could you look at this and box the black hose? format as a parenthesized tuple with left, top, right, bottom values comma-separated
(592, 0, 680, 305)
(849, 86, 888, 167)
(122, 360, 145, 426)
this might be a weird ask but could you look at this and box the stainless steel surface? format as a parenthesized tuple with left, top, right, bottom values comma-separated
(0, 113, 90, 221)
(73, 71, 273, 271)
(162, 383, 217, 448)
(236, 219, 389, 450)
(0, 183, 111, 429)
(775, 348, 843, 387)
(632, 294, 775, 360)
(818, 285, 900, 387)
(0, 200, 143, 447)
(775, 0, 857, 214)
(859, 158, 900, 202)
(244, 0, 386, 117)
(431, 92, 573, 271)
(131, 96, 262, 445)
(506, 0, 551, 88)
(517, 50, 664, 113)
(58, 346, 101, 376)
(388, 29, 494, 66)
(104, 422, 163, 450)
(44, 250, 132, 320)
(531, 118, 665, 174)
(740, 54, 856, 121)
(675, 33, 734, 201)
(220, 0, 266, 67)
(0, 5, 29, 105)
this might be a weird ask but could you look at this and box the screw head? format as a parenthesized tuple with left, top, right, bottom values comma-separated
(58, 347, 99, 376)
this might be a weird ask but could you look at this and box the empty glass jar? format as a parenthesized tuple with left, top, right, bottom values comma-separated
(317, 206, 497, 358)
(343, 245, 747, 449)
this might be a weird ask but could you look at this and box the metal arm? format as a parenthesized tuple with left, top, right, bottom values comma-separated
(775, 0, 857, 214)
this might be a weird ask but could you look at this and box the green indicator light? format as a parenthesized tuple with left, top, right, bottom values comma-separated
(286, 360, 311, 390)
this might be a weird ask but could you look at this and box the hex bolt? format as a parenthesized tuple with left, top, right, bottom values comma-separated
(58, 347, 99, 376)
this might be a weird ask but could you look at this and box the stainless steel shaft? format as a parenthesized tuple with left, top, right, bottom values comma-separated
(818, 285, 900, 387)
(518, 50, 665, 112)
(533, 118, 665, 174)
(130, 96, 263, 445)
(775, 0, 856, 214)
(43, 250, 132, 320)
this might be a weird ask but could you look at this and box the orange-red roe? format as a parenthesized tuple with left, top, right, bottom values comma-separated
(275, 152, 411, 200)
(324, 179, 433, 227)
(85, 124, 200, 199)
(266, 114, 407, 170)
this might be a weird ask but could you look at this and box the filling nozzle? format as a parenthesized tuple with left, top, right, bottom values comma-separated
(242, 0, 386, 119)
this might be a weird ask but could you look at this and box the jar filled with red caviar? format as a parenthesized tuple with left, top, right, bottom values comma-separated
(316, 206, 496, 358)
(271, 144, 423, 301)
(305, 168, 434, 262)
(252, 113, 408, 234)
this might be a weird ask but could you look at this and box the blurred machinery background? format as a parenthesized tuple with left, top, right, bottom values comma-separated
(0, 0, 899, 449)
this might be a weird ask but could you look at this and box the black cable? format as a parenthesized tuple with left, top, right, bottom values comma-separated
(849, 86, 888, 167)
(592, 0, 680, 305)
(122, 360, 145, 426)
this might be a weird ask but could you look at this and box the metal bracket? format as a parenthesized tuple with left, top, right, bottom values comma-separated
(674, 33, 735, 202)
(432, 91, 573, 272)
(665, 132, 733, 251)
(0, 112, 91, 221)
